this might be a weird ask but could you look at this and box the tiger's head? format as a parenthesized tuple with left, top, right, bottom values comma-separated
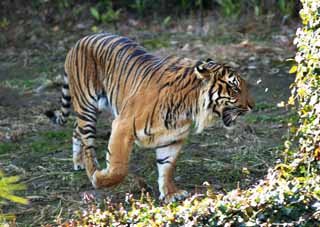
(194, 59, 255, 133)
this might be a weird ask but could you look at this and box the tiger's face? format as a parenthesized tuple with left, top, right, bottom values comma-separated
(195, 59, 255, 130)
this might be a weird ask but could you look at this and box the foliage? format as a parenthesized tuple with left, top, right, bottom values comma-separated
(90, 1, 121, 24)
(216, 0, 241, 17)
(288, 0, 320, 170)
(0, 171, 28, 223)
(0, 171, 27, 206)
(87, 0, 300, 21)
(278, 0, 296, 17)
(0, 18, 9, 30)
(59, 172, 320, 226)
(130, 0, 148, 18)
(0, 0, 300, 24)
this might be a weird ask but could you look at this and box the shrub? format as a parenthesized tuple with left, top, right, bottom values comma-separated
(0, 171, 28, 225)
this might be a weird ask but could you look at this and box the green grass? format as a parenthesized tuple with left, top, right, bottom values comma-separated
(41, 130, 70, 140)
(142, 36, 170, 50)
(22, 129, 73, 154)
(1, 78, 49, 91)
(207, 33, 242, 45)
(254, 102, 277, 111)
(0, 142, 20, 154)
(245, 114, 285, 124)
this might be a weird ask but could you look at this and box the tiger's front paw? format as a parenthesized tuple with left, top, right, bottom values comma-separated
(161, 190, 189, 203)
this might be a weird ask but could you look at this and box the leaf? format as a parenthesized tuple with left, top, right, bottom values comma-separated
(90, 7, 100, 21)
(0, 192, 28, 205)
(289, 65, 298, 74)
(162, 16, 171, 27)
(297, 88, 305, 98)
(288, 96, 295, 105)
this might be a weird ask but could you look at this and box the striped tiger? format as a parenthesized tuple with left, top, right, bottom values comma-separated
(45, 33, 254, 203)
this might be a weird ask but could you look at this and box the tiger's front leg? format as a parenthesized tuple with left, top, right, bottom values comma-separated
(156, 141, 188, 203)
(92, 117, 134, 188)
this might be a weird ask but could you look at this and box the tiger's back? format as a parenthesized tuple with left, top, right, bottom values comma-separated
(65, 33, 198, 118)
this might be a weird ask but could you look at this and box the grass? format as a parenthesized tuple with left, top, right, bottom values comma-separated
(1, 78, 50, 92)
(0, 142, 19, 154)
(142, 36, 171, 50)
(254, 102, 277, 111)
(207, 32, 242, 45)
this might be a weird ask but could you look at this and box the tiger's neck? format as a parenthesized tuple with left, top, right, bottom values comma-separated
(192, 82, 220, 134)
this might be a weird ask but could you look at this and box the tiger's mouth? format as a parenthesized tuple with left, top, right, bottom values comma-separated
(222, 107, 247, 127)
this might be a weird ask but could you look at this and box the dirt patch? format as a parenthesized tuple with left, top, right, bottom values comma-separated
(0, 18, 296, 225)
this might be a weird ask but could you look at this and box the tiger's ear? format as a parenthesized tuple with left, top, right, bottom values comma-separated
(195, 60, 219, 80)
(195, 62, 211, 80)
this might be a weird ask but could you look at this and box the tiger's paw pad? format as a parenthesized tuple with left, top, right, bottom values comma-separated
(163, 190, 189, 203)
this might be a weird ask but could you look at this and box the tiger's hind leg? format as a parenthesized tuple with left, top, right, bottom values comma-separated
(72, 123, 85, 170)
(76, 108, 100, 182)
(156, 141, 188, 203)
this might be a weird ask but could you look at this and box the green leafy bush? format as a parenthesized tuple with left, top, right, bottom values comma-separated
(288, 0, 320, 171)
(0, 171, 28, 224)
(90, 1, 121, 24)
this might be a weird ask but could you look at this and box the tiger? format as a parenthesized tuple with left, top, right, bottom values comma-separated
(45, 32, 254, 203)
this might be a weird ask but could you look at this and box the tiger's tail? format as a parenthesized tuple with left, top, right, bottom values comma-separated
(45, 72, 71, 126)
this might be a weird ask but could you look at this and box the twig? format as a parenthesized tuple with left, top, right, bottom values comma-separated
(15, 208, 37, 216)
(0, 153, 11, 158)
(22, 172, 73, 184)
(49, 157, 72, 162)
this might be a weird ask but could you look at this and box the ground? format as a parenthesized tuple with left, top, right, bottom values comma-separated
(0, 16, 297, 226)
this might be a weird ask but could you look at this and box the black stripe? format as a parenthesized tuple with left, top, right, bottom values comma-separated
(79, 127, 96, 135)
(154, 140, 179, 150)
(74, 37, 97, 111)
(62, 102, 71, 108)
(95, 35, 118, 58)
(149, 99, 159, 131)
(114, 43, 138, 109)
(84, 135, 96, 139)
(84, 145, 97, 150)
(133, 117, 139, 140)
(156, 156, 171, 165)
(62, 111, 69, 117)
(145, 58, 167, 86)
(130, 54, 155, 90)
(144, 114, 152, 136)
(63, 95, 71, 101)
(83, 124, 97, 133)
(77, 113, 96, 123)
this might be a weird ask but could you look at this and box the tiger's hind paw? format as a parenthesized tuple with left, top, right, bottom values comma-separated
(162, 190, 189, 203)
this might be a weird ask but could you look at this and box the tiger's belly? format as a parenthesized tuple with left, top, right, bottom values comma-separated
(135, 124, 191, 148)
